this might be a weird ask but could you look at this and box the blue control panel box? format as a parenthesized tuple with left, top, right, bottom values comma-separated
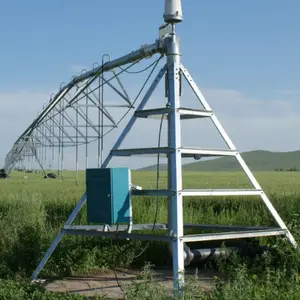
(86, 168, 131, 224)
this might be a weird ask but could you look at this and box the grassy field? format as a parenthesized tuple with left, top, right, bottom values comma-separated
(1, 170, 300, 299)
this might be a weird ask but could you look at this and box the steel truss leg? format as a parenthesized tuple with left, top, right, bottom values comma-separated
(30, 145, 47, 177)
(180, 63, 297, 248)
(31, 194, 87, 281)
(31, 65, 168, 281)
(102, 64, 167, 168)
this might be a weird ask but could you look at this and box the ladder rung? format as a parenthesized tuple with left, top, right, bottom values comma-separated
(180, 148, 237, 157)
(131, 189, 263, 197)
(111, 147, 237, 157)
(179, 108, 213, 119)
(134, 107, 172, 118)
(182, 229, 287, 243)
(132, 189, 173, 196)
(134, 107, 213, 120)
(184, 224, 275, 231)
(64, 224, 167, 231)
(180, 189, 263, 196)
(111, 147, 172, 156)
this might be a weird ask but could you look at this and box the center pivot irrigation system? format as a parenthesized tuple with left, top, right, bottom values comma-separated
(3, 0, 297, 295)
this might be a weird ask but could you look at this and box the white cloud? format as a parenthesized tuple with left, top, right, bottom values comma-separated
(199, 88, 300, 152)
(274, 89, 300, 96)
(0, 90, 51, 160)
(1, 85, 300, 170)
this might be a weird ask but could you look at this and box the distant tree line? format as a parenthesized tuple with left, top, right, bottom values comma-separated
(274, 167, 298, 172)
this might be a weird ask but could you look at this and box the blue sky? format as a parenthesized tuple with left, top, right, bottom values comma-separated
(1, 0, 300, 93)
(0, 1, 300, 168)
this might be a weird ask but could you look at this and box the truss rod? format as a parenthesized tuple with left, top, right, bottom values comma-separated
(3, 41, 162, 175)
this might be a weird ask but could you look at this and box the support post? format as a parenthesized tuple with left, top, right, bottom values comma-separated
(166, 27, 185, 293)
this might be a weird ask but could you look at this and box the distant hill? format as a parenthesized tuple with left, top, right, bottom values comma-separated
(138, 150, 300, 172)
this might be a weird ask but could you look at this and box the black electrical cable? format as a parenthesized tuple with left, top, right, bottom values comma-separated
(109, 56, 164, 292)
(60, 55, 162, 150)
(101, 54, 164, 139)
(112, 112, 165, 292)
(118, 58, 161, 74)
(38, 55, 163, 149)
(33, 54, 163, 293)
(57, 55, 162, 144)
(94, 54, 163, 294)
(41, 57, 143, 123)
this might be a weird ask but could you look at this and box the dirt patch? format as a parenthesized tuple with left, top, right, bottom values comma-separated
(42, 267, 217, 299)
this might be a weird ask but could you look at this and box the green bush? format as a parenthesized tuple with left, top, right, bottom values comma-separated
(0, 280, 91, 300)
(1, 171, 300, 299)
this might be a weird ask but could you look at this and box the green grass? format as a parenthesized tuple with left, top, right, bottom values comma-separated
(139, 149, 300, 171)
(1, 170, 300, 299)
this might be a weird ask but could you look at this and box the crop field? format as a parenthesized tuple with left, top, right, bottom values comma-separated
(1, 170, 300, 299)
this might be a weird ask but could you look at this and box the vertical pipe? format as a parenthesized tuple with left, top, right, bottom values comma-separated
(51, 110, 55, 172)
(39, 136, 42, 173)
(42, 121, 45, 173)
(31, 150, 34, 172)
(58, 103, 61, 176)
(100, 58, 105, 166)
(49, 121, 51, 169)
(97, 75, 101, 168)
(61, 98, 64, 180)
(48, 116, 51, 169)
(76, 102, 79, 185)
(43, 122, 47, 172)
(166, 26, 184, 293)
(26, 153, 29, 172)
(85, 87, 88, 171)
(167, 70, 172, 235)
(40, 124, 43, 174)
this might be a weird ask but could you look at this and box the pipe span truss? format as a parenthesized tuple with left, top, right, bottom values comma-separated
(2, 40, 164, 181)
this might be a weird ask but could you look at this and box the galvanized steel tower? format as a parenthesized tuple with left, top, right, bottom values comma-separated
(27, 0, 297, 296)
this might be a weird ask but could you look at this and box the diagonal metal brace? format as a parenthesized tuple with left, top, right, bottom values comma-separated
(31, 194, 87, 281)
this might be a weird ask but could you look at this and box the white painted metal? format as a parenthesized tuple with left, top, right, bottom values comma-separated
(31, 0, 297, 295)
(179, 148, 238, 157)
(135, 107, 173, 118)
(132, 189, 263, 197)
(128, 168, 133, 234)
(180, 64, 237, 149)
(32, 193, 87, 281)
(184, 224, 275, 231)
(235, 152, 297, 245)
(180, 189, 263, 197)
(111, 147, 172, 156)
(111, 147, 237, 157)
(180, 63, 297, 247)
(134, 107, 213, 119)
(182, 229, 287, 243)
(132, 189, 173, 196)
(4, 42, 162, 176)
(63, 224, 168, 231)
(166, 28, 185, 292)
(102, 65, 167, 168)
(164, 0, 183, 23)
(178, 108, 213, 118)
